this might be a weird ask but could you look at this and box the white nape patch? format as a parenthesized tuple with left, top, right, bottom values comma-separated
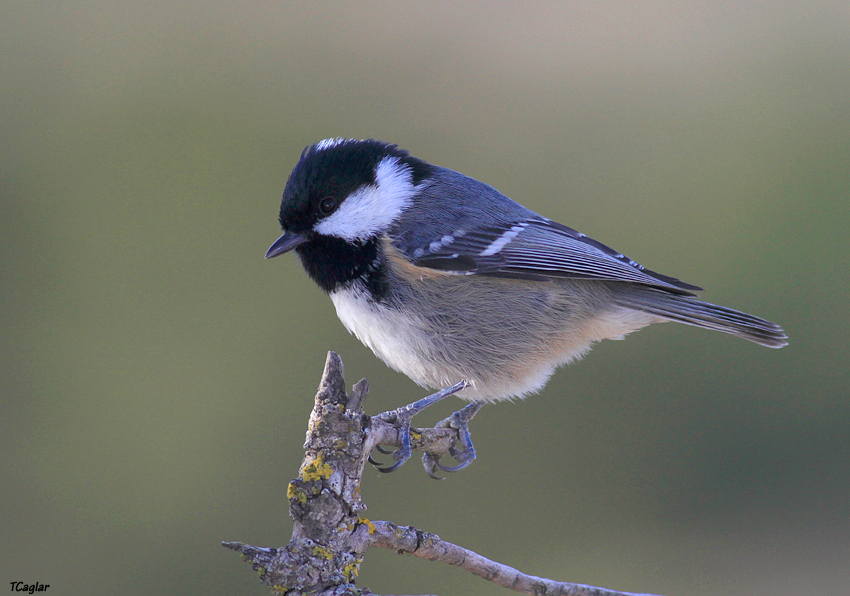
(480, 224, 527, 256)
(314, 156, 416, 241)
(315, 137, 348, 151)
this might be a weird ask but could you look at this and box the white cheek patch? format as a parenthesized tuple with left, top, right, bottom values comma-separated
(314, 156, 417, 241)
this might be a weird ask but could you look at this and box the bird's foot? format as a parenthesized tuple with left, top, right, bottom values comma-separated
(422, 400, 485, 479)
(370, 381, 468, 473)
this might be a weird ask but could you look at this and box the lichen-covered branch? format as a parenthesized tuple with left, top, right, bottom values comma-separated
(224, 351, 663, 596)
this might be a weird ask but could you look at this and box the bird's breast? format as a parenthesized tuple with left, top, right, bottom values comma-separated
(329, 283, 450, 390)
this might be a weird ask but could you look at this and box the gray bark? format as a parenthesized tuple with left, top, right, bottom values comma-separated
(223, 352, 661, 596)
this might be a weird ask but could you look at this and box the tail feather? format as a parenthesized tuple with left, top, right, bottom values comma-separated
(612, 287, 788, 348)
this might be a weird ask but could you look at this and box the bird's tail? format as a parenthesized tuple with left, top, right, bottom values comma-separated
(611, 286, 788, 348)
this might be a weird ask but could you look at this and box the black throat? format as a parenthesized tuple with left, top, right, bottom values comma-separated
(295, 235, 388, 299)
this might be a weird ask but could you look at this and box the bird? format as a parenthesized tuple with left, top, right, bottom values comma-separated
(265, 138, 787, 475)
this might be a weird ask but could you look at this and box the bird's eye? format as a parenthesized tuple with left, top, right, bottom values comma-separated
(319, 196, 337, 215)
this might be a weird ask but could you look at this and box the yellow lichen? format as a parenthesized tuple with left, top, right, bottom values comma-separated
(358, 517, 376, 535)
(302, 454, 333, 481)
(287, 482, 307, 503)
(343, 560, 361, 581)
(312, 545, 333, 560)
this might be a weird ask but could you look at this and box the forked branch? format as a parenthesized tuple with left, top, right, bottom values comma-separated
(223, 352, 661, 596)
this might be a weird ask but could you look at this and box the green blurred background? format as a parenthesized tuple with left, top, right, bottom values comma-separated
(2, 3, 848, 595)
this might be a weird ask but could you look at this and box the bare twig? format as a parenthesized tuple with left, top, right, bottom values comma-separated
(364, 521, 655, 596)
(224, 351, 662, 596)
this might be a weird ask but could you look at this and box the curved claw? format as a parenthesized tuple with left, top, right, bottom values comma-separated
(421, 453, 445, 480)
(421, 451, 473, 477)
(375, 458, 406, 474)
(369, 443, 399, 467)
(370, 440, 412, 473)
(436, 458, 473, 473)
(371, 434, 413, 473)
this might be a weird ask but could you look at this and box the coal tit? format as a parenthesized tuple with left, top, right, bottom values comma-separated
(266, 138, 787, 403)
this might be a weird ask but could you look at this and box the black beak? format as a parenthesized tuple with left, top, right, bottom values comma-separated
(265, 231, 308, 259)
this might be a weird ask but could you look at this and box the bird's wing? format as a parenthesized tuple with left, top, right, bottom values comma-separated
(404, 216, 702, 295)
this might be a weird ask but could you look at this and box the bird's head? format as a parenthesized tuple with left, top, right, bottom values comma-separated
(265, 138, 433, 259)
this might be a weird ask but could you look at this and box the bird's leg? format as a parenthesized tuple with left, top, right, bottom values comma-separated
(370, 380, 468, 473)
(422, 400, 485, 479)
